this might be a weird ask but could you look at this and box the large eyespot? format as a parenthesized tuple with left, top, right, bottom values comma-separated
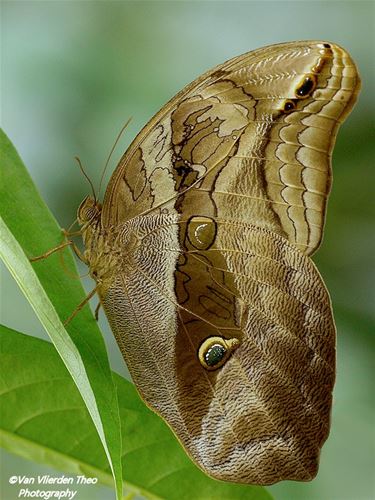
(187, 216, 217, 250)
(295, 74, 317, 98)
(198, 336, 240, 371)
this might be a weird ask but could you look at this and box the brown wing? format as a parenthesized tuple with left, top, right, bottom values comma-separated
(98, 41, 358, 484)
(101, 215, 335, 484)
(102, 40, 360, 255)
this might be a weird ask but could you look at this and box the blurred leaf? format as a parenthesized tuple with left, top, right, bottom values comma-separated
(0, 129, 123, 499)
(0, 325, 273, 500)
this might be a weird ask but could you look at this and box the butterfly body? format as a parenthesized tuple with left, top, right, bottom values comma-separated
(78, 41, 360, 484)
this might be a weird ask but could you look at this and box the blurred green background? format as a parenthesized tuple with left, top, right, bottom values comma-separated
(1, 1, 374, 499)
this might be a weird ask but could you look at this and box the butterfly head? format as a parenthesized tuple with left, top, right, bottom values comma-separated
(77, 196, 102, 226)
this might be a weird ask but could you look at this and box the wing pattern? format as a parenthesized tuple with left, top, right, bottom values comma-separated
(102, 41, 360, 255)
(93, 41, 360, 484)
(102, 215, 335, 483)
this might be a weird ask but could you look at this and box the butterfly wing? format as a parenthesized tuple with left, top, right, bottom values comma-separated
(102, 215, 335, 484)
(102, 40, 360, 255)
(97, 41, 359, 484)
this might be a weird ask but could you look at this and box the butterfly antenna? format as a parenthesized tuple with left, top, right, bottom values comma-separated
(98, 117, 132, 199)
(75, 156, 97, 202)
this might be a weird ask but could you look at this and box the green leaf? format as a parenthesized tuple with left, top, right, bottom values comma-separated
(0, 325, 273, 500)
(0, 129, 123, 499)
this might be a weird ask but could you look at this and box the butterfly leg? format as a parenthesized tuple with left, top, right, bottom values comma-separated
(64, 285, 98, 326)
(61, 229, 90, 264)
(30, 240, 74, 262)
(30, 233, 88, 264)
(94, 301, 102, 321)
(62, 227, 82, 238)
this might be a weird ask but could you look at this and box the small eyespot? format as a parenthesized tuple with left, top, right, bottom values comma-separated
(283, 100, 297, 113)
(295, 74, 317, 98)
(198, 336, 240, 371)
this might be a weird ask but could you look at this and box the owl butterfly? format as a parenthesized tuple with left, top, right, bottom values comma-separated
(77, 41, 360, 484)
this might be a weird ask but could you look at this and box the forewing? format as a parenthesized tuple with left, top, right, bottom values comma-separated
(101, 215, 335, 484)
(102, 41, 360, 255)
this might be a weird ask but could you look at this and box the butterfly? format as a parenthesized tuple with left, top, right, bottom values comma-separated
(75, 41, 360, 484)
